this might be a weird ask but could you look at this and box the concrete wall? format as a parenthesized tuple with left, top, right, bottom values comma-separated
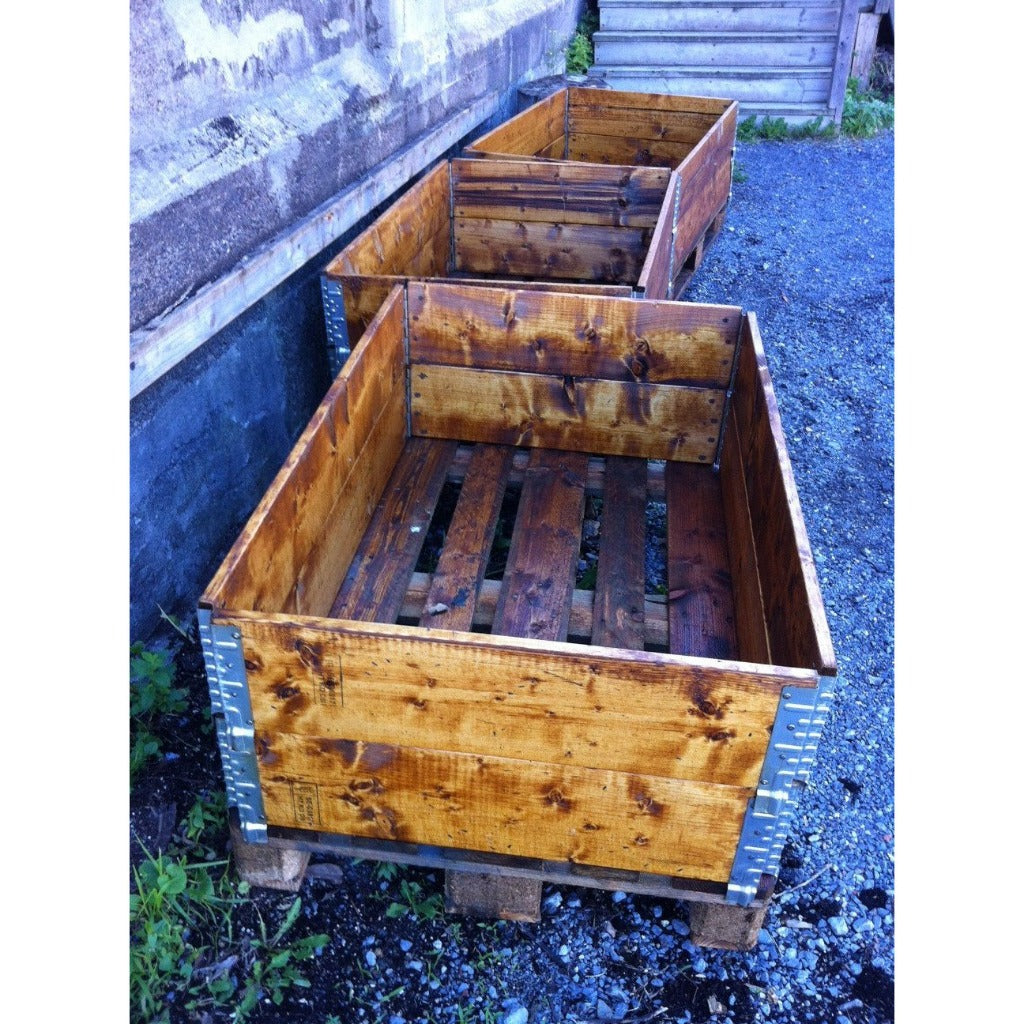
(130, 0, 583, 642)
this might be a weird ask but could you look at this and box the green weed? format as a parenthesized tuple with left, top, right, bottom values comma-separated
(566, 2, 598, 74)
(130, 642, 189, 785)
(842, 78, 894, 138)
(385, 878, 445, 922)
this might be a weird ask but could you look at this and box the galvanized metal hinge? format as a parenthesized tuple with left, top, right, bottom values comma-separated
(197, 608, 267, 843)
(320, 276, 351, 380)
(726, 677, 836, 905)
(665, 175, 683, 296)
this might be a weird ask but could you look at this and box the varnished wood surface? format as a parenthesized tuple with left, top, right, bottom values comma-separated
(568, 88, 734, 118)
(327, 162, 451, 279)
(464, 89, 565, 159)
(408, 282, 741, 386)
(719, 411, 772, 665)
(492, 449, 588, 642)
(636, 171, 679, 300)
(567, 134, 696, 169)
(452, 158, 670, 228)
(402, 571, 673, 648)
(569, 107, 721, 147)
(666, 462, 739, 661)
(592, 456, 647, 650)
(453, 218, 650, 284)
(410, 364, 724, 464)
(330, 438, 459, 622)
(730, 314, 836, 674)
(224, 612, 804, 786)
(257, 744, 751, 882)
(203, 288, 407, 615)
(420, 445, 514, 632)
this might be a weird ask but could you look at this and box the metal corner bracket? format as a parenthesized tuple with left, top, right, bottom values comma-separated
(726, 677, 837, 905)
(320, 275, 351, 380)
(197, 608, 268, 844)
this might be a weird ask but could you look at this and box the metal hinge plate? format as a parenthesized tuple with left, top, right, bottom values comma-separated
(197, 608, 267, 843)
(320, 276, 350, 380)
(726, 678, 836, 905)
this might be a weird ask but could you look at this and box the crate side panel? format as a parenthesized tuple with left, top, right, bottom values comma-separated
(568, 87, 734, 117)
(408, 282, 740, 386)
(567, 134, 695, 169)
(673, 105, 738, 268)
(451, 158, 670, 228)
(732, 315, 836, 673)
(453, 218, 650, 283)
(719, 408, 772, 665)
(409, 365, 722, 463)
(257, 744, 750, 883)
(324, 162, 451, 279)
(290, 290, 409, 617)
(204, 289, 406, 614)
(464, 88, 566, 158)
(636, 171, 679, 300)
(228, 614, 794, 789)
(568, 105, 721, 147)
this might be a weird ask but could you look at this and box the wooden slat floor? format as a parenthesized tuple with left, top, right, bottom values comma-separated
(331, 437, 739, 660)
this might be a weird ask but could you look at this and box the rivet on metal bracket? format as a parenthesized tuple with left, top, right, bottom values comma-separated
(320, 276, 351, 380)
(198, 608, 268, 844)
(726, 679, 836, 905)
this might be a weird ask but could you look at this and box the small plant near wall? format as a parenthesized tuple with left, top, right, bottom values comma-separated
(566, 1, 599, 75)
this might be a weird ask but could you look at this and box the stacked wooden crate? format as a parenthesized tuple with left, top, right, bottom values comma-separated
(201, 87, 836, 950)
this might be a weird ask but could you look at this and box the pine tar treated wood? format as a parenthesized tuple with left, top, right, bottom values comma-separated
(199, 284, 836, 944)
(320, 87, 738, 365)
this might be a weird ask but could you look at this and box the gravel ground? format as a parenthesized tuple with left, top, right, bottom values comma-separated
(132, 131, 895, 1024)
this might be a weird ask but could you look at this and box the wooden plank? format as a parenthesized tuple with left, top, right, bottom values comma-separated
(464, 89, 566, 158)
(233, 612, 787, 788)
(257, 743, 751, 882)
(731, 315, 836, 674)
(203, 287, 407, 614)
(718, 409, 772, 665)
(408, 281, 741, 386)
(829, 0, 863, 123)
(666, 462, 739, 661)
(453, 218, 650, 283)
(451, 158, 670, 228)
(673, 105, 737, 267)
(851, 12, 882, 89)
(410, 364, 724, 464)
(330, 438, 459, 622)
(492, 449, 588, 642)
(567, 134, 696, 169)
(130, 92, 499, 399)
(569, 108, 720, 147)
(636, 171, 679, 300)
(420, 445, 515, 632)
(326, 162, 451, 278)
(592, 456, 648, 650)
(538, 135, 567, 160)
(569, 87, 733, 117)
(402, 573, 673, 648)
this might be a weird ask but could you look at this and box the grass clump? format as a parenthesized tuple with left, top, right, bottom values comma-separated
(130, 794, 330, 1023)
(130, 642, 188, 786)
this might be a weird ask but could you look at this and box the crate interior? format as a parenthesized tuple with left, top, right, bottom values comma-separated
(466, 87, 735, 170)
(323, 157, 671, 344)
(206, 282, 830, 677)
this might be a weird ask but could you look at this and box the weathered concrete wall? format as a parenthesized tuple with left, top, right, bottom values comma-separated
(131, 0, 581, 328)
(130, 0, 583, 643)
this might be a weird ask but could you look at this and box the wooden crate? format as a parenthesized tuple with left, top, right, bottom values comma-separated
(200, 283, 835, 948)
(464, 87, 739, 300)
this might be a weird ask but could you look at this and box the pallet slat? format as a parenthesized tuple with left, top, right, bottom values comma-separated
(330, 438, 459, 622)
(420, 444, 515, 632)
(493, 449, 588, 642)
(592, 456, 648, 650)
(666, 461, 739, 661)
